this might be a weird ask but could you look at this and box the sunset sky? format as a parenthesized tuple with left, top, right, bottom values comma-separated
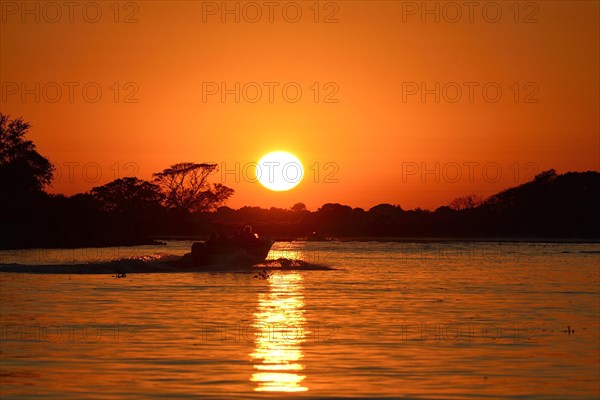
(1, 1, 598, 210)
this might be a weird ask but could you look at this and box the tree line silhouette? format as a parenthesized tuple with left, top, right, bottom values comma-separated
(1, 114, 598, 249)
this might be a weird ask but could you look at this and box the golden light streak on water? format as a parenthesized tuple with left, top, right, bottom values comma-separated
(250, 273, 308, 392)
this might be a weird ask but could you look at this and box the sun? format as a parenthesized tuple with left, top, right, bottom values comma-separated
(256, 151, 304, 191)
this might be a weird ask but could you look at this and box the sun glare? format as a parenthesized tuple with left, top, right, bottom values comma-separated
(256, 151, 304, 191)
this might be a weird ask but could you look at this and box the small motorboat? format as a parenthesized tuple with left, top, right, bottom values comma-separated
(182, 236, 274, 268)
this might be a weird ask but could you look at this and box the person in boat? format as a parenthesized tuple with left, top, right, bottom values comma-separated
(236, 225, 258, 249)
(206, 231, 218, 245)
(215, 233, 230, 246)
(205, 227, 262, 250)
(244, 225, 256, 237)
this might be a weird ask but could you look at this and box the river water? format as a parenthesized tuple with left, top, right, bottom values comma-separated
(1, 241, 599, 399)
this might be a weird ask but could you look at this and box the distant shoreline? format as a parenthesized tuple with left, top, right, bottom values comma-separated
(153, 235, 600, 244)
(0, 239, 165, 251)
(333, 236, 600, 244)
(3, 166, 598, 252)
(2, 236, 598, 251)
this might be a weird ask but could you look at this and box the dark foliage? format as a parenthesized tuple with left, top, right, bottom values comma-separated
(153, 162, 234, 213)
(0, 114, 54, 196)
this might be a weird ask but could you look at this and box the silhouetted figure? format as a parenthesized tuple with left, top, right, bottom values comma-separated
(192, 241, 207, 265)
(206, 232, 218, 246)
(239, 225, 258, 248)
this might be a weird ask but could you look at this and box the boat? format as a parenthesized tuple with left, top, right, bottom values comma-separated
(182, 236, 274, 268)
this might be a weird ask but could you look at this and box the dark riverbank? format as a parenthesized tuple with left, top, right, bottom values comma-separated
(2, 170, 598, 250)
(2, 235, 598, 251)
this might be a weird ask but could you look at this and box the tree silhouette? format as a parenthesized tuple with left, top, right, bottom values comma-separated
(153, 162, 234, 213)
(291, 202, 307, 212)
(448, 194, 485, 210)
(90, 177, 165, 214)
(534, 169, 557, 182)
(0, 114, 54, 194)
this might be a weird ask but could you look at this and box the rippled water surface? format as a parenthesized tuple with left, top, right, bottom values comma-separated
(1, 241, 599, 399)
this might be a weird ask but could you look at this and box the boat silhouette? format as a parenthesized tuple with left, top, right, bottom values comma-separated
(182, 236, 274, 268)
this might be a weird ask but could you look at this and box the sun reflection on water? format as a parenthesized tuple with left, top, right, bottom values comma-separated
(267, 249, 301, 261)
(250, 273, 308, 392)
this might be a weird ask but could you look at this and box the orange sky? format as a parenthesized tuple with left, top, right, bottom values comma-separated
(1, 1, 598, 210)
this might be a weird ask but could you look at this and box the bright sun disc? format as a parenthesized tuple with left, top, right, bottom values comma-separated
(256, 151, 304, 191)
